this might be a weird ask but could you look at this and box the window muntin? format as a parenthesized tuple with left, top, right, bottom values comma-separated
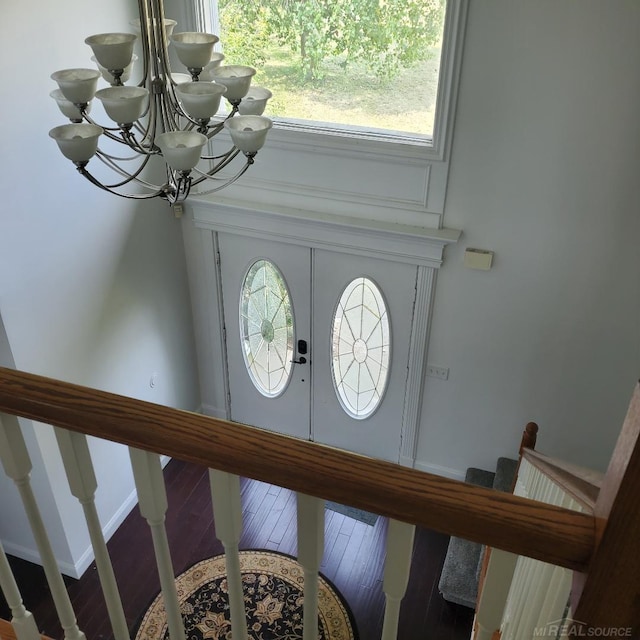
(240, 259, 294, 397)
(331, 277, 390, 419)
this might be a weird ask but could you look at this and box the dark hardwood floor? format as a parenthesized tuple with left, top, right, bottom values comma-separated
(1, 459, 473, 639)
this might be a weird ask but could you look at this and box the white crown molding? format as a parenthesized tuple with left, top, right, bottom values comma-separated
(189, 197, 461, 268)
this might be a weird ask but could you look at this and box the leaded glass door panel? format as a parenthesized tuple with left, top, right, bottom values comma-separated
(311, 250, 418, 462)
(218, 234, 417, 461)
(218, 233, 311, 440)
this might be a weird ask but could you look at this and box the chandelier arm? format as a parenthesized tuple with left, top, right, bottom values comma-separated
(137, 0, 153, 89)
(135, 96, 160, 148)
(86, 122, 155, 154)
(199, 148, 238, 162)
(153, 0, 172, 81)
(202, 120, 226, 139)
(198, 146, 242, 164)
(121, 128, 159, 155)
(92, 148, 152, 162)
(130, 0, 167, 148)
(190, 156, 255, 193)
(151, 0, 187, 134)
(199, 107, 241, 142)
(159, 76, 192, 134)
(76, 165, 166, 200)
(94, 150, 161, 189)
(158, 90, 178, 133)
(190, 150, 246, 182)
(148, 0, 164, 85)
(82, 112, 132, 135)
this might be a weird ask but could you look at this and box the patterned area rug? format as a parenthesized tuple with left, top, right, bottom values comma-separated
(135, 550, 358, 640)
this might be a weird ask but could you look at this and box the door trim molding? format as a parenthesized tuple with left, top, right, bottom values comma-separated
(186, 201, 458, 467)
(400, 266, 437, 468)
(189, 197, 460, 268)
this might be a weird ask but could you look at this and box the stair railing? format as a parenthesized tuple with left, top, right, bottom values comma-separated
(0, 366, 638, 640)
(474, 450, 602, 640)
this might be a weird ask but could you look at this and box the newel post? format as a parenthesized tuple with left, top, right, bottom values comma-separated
(571, 382, 640, 634)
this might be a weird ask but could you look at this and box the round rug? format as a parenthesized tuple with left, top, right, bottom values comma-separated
(135, 550, 358, 640)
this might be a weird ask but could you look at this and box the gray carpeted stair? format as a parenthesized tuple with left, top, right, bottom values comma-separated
(438, 457, 518, 609)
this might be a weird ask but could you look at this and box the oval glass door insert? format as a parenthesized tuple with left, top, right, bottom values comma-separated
(240, 259, 294, 397)
(331, 277, 391, 419)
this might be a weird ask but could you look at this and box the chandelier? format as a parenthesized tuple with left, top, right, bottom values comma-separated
(49, 0, 273, 205)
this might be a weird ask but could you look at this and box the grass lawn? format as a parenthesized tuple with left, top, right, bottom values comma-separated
(250, 44, 442, 137)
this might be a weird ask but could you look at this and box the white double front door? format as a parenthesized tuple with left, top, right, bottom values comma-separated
(218, 233, 418, 463)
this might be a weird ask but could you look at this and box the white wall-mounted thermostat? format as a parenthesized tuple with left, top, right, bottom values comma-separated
(463, 248, 494, 271)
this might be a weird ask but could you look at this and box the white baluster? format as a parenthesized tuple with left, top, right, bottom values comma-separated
(296, 493, 325, 640)
(54, 428, 129, 640)
(517, 560, 552, 637)
(209, 470, 248, 640)
(501, 556, 527, 640)
(0, 414, 86, 640)
(0, 540, 40, 640)
(129, 448, 185, 640)
(537, 565, 571, 627)
(474, 548, 518, 640)
(381, 519, 415, 640)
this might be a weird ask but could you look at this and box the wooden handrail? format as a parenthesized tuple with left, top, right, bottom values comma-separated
(521, 448, 603, 512)
(0, 367, 595, 572)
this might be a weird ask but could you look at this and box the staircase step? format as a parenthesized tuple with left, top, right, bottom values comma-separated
(493, 457, 519, 493)
(464, 467, 495, 488)
(438, 466, 496, 609)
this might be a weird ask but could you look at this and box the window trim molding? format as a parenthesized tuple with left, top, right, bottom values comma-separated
(431, 0, 470, 161)
(180, 0, 470, 228)
(189, 0, 469, 162)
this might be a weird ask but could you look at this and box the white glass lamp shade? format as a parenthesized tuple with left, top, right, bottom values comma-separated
(199, 53, 225, 81)
(170, 32, 219, 69)
(238, 87, 272, 116)
(50, 89, 91, 121)
(224, 115, 272, 153)
(85, 33, 137, 71)
(129, 18, 177, 37)
(92, 55, 137, 85)
(95, 87, 149, 124)
(156, 131, 208, 171)
(170, 73, 192, 85)
(51, 68, 101, 104)
(49, 124, 102, 163)
(175, 82, 226, 120)
(209, 65, 256, 101)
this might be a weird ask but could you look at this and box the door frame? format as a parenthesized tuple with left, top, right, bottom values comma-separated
(187, 197, 460, 467)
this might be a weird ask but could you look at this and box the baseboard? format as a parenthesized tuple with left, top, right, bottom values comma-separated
(0, 540, 79, 578)
(71, 483, 141, 577)
(413, 460, 466, 481)
(72, 448, 181, 576)
(200, 403, 227, 419)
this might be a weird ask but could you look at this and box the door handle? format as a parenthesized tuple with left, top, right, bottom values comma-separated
(291, 357, 307, 365)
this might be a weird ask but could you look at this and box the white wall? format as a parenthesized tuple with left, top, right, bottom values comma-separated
(417, 0, 640, 476)
(0, 0, 199, 576)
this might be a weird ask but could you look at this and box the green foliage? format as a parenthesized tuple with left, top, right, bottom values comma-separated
(218, 0, 446, 82)
(218, 0, 271, 68)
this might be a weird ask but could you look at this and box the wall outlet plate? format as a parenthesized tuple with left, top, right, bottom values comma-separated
(426, 365, 449, 380)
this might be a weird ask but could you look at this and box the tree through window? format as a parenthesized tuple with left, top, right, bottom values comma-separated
(217, 0, 447, 137)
